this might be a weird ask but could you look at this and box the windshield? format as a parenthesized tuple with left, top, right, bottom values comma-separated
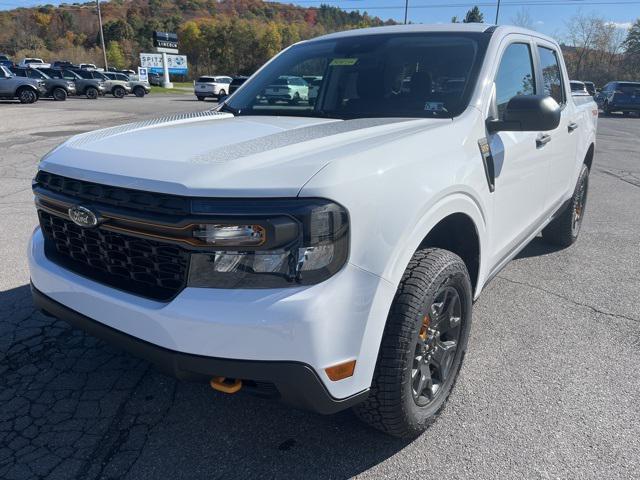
(0, 65, 10, 77)
(225, 32, 489, 119)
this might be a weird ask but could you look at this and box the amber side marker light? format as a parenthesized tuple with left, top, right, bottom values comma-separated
(325, 360, 356, 381)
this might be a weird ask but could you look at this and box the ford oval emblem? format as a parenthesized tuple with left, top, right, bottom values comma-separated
(68, 205, 98, 228)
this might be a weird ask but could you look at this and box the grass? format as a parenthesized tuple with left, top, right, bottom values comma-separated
(149, 82, 194, 95)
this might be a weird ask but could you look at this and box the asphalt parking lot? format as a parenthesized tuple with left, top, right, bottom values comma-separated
(1, 96, 639, 480)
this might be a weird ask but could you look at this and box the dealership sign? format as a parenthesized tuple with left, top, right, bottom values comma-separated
(153, 31, 179, 54)
(140, 53, 188, 75)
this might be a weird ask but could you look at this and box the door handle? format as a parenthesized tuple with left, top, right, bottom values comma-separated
(536, 134, 552, 148)
(568, 122, 579, 133)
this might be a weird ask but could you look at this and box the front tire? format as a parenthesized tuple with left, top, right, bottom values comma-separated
(17, 88, 37, 104)
(354, 248, 472, 438)
(85, 87, 99, 99)
(52, 87, 67, 101)
(133, 86, 146, 97)
(542, 164, 589, 247)
(113, 86, 126, 98)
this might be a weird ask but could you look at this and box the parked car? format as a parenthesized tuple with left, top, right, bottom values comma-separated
(18, 58, 50, 69)
(194, 75, 232, 101)
(71, 69, 131, 98)
(29, 24, 597, 438)
(0, 65, 45, 103)
(583, 81, 596, 96)
(0, 54, 13, 68)
(79, 63, 97, 70)
(264, 75, 309, 104)
(52, 61, 77, 70)
(595, 81, 640, 115)
(148, 72, 162, 86)
(104, 71, 150, 97)
(40, 68, 104, 99)
(10, 66, 75, 101)
(228, 75, 249, 95)
(570, 80, 588, 94)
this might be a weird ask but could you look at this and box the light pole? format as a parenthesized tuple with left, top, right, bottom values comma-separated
(495, 0, 501, 24)
(404, 0, 409, 24)
(96, 0, 108, 70)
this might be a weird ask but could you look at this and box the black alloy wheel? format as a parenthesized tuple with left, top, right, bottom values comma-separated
(86, 87, 98, 99)
(113, 86, 126, 98)
(18, 88, 37, 104)
(53, 87, 67, 101)
(571, 168, 589, 238)
(134, 86, 146, 97)
(412, 287, 463, 406)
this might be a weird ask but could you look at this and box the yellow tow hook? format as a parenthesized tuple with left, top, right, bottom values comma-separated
(210, 377, 243, 394)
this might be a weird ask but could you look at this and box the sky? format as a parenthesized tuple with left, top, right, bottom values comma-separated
(0, 0, 638, 40)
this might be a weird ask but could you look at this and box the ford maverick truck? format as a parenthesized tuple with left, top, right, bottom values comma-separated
(30, 24, 597, 437)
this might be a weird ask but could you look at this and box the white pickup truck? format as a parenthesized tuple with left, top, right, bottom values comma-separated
(30, 24, 597, 437)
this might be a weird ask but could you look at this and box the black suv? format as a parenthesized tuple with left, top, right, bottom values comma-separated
(596, 81, 640, 115)
(10, 67, 75, 101)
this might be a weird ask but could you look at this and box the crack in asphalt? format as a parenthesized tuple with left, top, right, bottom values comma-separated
(496, 275, 640, 325)
(595, 167, 640, 188)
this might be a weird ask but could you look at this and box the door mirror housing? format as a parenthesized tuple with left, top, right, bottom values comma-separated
(487, 95, 561, 133)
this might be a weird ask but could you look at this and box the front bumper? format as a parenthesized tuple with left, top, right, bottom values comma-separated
(29, 228, 396, 407)
(32, 284, 368, 414)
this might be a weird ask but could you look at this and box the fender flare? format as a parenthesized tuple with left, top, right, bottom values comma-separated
(382, 190, 488, 296)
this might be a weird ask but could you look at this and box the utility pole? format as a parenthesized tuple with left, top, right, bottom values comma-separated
(495, 0, 501, 24)
(96, 0, 108, 70)
(404, 0, 409, 24)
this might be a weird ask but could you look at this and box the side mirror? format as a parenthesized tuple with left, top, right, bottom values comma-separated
(487, 95, 561, 133)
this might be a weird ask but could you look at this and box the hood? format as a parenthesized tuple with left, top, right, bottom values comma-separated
(40, 110, 441, 197)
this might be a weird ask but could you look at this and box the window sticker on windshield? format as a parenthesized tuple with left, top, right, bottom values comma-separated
(330, 58, 358, 66)
(424, 102, 445, 112)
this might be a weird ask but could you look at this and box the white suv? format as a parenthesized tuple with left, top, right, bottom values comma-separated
(195, 75, 232, 101)
(264, 75, 309, 104)
(30, 24, 597, 437)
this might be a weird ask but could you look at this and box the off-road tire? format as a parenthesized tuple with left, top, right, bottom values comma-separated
(113, 86, 126, 98)
(353, 248, 472, 438)
(133, 86, 146, 97)
(542, 164, 590, 247)
(17, 87, 37, 104)
(52, 87, 67, 101)
(85, 87, 99, 99)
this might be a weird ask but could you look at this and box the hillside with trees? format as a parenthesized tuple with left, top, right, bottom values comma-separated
(0, 0, 394, 76)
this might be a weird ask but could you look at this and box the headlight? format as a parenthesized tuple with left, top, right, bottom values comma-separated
(187, 199, 349, 288)
(67, 82, 75, 88)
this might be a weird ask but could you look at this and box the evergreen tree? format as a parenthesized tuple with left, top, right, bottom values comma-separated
(623, 19, 640, 56)
(463, 6, 484, 23)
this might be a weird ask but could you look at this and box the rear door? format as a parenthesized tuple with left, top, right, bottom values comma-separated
(488, 38, 550, 265)
(535, 42, 578, 208)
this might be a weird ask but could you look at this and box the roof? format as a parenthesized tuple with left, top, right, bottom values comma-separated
(309, 23, 556, 45)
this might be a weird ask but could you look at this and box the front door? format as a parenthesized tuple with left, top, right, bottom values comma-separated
(488, 39, 550, 266)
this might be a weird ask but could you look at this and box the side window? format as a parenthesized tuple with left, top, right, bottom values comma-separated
(495, 43, 536, 117)
(538, 46, 565, 105)
(13, 69, 26, 77)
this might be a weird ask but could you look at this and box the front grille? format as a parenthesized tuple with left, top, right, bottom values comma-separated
(39, 211, 189, 301)
(35, 171, 190, 216)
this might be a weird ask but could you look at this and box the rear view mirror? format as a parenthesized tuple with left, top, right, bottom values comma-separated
(487, 95, 561, 133)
